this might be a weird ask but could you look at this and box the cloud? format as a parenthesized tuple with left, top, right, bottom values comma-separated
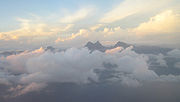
(0, 34, 18, 41)
(155, 54, 168, 67)
(158, 74, 180, 82)
(19, 48, 102, 84)
(54, 26, 128, 47)
(99, 0, 171, 23)
(55, 29, 88, 42)
(0, 17, 74, 41)
(0, 47, 44, 74)
(90, 24, 104, 31)
(105, 47, 123, 54)
(148, 53, 168, 67)
(9, 82, 46, 97)
(0, 78, 11, 85)
(121, 76, 141, 87)
(132, 10, 180, 34)
(0, 0, 180, 50)
(53, 18, 180, 48)
(174, 62, 180, 69)
(59, 8, 94, 23)
(1, 46, 180, 96)
(167, 49, 180, 58)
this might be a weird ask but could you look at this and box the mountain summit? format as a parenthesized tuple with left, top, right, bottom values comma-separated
(85, 41, 106, 52)
(114, 41, 130, 48)
(85, 41, 131, 52)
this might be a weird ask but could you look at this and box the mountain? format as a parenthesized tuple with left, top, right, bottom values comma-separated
(85, 41, 172, 54)
(85, 41, 132, 52)
(85, 41, 107, 52)
(45, 46, 55, 51)
(0, 41, 172, 57)
(114, 41, 131, 48)
(0, 50, 23, 57)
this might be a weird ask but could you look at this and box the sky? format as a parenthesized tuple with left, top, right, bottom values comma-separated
(0, 0, 180, 50)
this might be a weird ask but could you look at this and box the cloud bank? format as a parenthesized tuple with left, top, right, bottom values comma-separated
(0, 46, 180, 97)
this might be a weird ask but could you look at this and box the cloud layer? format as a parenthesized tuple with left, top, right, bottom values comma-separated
(0, 46, 180, 97)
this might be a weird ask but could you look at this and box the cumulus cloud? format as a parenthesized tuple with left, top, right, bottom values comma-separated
(1, 0, 179, 50)
(54, 17, 180, 48)
(55, 29, 88, 43)
(0, 46, 180, 96)
(132, 10, 180, 34)
(167, 49, 180, 58)
(55, 26, 129, 47)
(155, 54, 168, 67)
(105, 47, 123, 54)
(0, 47, 45, 74)
(148, 53, 168, 67)
(0, 17, 74, 41)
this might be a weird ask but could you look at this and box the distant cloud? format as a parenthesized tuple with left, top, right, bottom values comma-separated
(99, 0, 172, 23)
(167, 49, 180, 58)
(0, 33, 18, 41)
(59, 8, 94, 23)
(132, 10, 180, 35)
(90, 24, 104, 31)
(105, 47, 123, 54)
(9, 82, 46, 97)
(0, 17, 74, 41)
(55, 29, 88, 42)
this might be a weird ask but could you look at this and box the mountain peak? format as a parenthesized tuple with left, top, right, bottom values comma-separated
(85, 41, 93, 47)
(45, 46, 55, 51)
(85, 41, 131, 52)
(85, 41, 106, 52)
(95, 41, 102, 46)
(114, 41, 130, 48)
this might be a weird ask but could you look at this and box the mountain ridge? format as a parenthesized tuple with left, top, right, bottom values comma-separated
(85, 41, 171, 54)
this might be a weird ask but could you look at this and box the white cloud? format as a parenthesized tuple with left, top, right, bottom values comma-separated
(167, 49, 180, 58)
(148, 54, 168, 67)
(1, 46, 180, 96)
(55, 26, 128, 47)
(0, 17, 74, 41)
(132, 10, 180, 34)
(105, 47, 123, 54)
(59, 8, 94, 23)
(0, 47, 44, 74)
(55, 29, 88, 43)
(156, 54, 168, 67)
(99, 0, 171, 23)
(90, 24, 104, 31)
